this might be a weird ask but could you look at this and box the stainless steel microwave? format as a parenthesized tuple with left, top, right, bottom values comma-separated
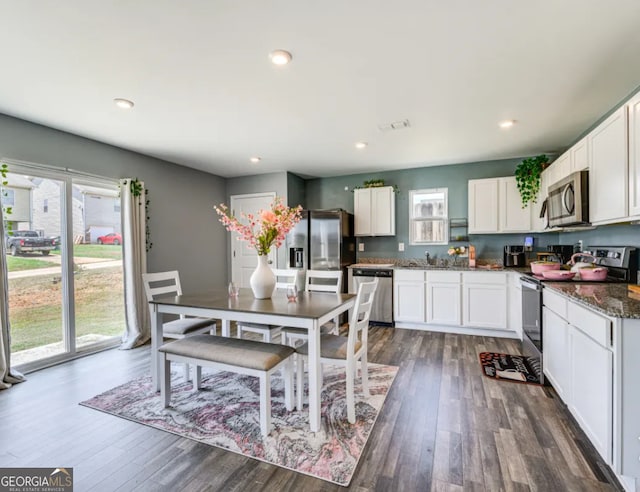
(547, 170, 589, 227)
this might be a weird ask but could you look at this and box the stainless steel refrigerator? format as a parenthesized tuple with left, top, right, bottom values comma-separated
(285, 209, 356, 292)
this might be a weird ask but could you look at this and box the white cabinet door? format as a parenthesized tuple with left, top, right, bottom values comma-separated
(354, 187, 395, 236)
(468, 178, 499, 233)
(531, 168, 550, 232)
(462, 274, 507, 330)
(571, 137, 589, 172)
(553, 151, 572, 181)
(354, 188, 372, 236)
(542, 307, 571, 400)
(628, 93, 640, 218)
(499, 177, 531, 232)
(426, 283, 461, 325)
(372, 186, 395, 235)
(569, 326, 613, 463)
(393, 270, 425, 323)
(393, 281, 425, 322)
(589, 106, 628, 224)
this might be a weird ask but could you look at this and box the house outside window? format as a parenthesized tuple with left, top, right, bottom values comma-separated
(409, 188, 448, 244)
(2, 189, 15, 207)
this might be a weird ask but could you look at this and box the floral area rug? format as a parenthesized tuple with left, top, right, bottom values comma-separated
(80, 363, 398, 486)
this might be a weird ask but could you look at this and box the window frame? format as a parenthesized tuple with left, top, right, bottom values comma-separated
(409, 187, 449, 245)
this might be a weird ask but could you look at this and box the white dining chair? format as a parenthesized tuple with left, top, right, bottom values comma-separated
(237, 269, 298, 342)
(142, 270, 217, 381)
(295, 277, 378, 423)
(280, 269, 343, 347)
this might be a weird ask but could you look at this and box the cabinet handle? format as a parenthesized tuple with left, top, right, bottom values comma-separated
(610, 325, 613, 346)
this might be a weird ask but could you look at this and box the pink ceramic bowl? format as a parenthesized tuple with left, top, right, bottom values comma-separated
(541, 270, 576, 281)
(531, 261, 561, 275)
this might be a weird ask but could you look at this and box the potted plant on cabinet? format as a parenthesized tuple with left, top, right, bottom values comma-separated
(514, 154, 549, 207)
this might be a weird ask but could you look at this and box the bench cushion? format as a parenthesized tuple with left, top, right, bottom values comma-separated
(296, 334, 361, 359)
(159, 335, 295, 372)
(163, 318, 215, 336)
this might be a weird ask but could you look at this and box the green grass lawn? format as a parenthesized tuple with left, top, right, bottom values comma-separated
(53, 243, 123, 260)
(9, 266, 125, 352)
(5, 256, 59, 272)
(6, 243, 122, 272)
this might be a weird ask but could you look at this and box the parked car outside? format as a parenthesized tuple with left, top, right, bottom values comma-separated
(5, 230, 56, 256)
(97, 233, 122, 245)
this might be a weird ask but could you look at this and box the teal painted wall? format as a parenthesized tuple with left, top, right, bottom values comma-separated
(286, 172, 306, 208)
(305, 158, 562, 261)
(559, 223, 640, 251)
(0, 113, 227, 292)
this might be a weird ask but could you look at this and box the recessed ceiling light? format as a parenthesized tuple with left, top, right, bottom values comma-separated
(499, 120, 516, 129)
(250, 157, 261, 163)
(114, 98, 134, 109)
(355, 142, 368, 149)
(269, 50, 292, 66)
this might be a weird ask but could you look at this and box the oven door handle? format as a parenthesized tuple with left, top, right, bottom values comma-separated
(520, 277, 542, 291)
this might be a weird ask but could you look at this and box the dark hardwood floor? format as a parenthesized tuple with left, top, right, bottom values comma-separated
(0, 327, 622, 491)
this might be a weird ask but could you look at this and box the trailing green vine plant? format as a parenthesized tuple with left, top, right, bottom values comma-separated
(514, 155, 549, 207)
(1, 162, 13, 234)
(128, 178, 153, 252)
(351, 178, 399, 193)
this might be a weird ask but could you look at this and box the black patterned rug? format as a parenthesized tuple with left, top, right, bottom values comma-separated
(479, 352, 541, 385)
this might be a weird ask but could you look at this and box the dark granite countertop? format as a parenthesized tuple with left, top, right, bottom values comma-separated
(544, 282, 640, 319)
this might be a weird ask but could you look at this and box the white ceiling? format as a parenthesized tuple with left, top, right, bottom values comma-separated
(1, 1, 640, 178)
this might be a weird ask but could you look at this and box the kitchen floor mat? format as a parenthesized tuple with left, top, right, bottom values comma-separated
(478, 352, 541, 385)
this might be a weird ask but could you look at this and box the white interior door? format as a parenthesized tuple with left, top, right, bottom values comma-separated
(230, 192, 277, 287)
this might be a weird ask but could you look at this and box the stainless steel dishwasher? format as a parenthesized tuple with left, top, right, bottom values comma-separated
(350, 267, 394, 325)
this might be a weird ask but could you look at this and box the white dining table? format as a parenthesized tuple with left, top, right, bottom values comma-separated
(149, 287, 356, 433)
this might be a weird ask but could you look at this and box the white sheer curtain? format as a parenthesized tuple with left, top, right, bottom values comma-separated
(119, 178, 150, 349)
(0, 212, 26, 390)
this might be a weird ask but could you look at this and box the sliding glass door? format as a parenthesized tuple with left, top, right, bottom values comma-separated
(71, 178, 125, 352)
(1, 164, 124, 371)
(4, 173, 65, 367)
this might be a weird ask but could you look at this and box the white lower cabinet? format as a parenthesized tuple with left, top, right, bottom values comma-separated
(543, 289, 615, 467)
(394, 270, 512, 335)
(393, 270, 425, 323)
(426, 271, 461, 325)
(569, 325, 613, 463)
(542, 307, 571, 400)
(462, 272, 507, 330)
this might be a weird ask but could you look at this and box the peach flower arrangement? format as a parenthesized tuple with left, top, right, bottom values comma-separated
(214, 197, 302, 256)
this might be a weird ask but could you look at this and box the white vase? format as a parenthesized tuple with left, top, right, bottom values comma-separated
(250, 255, 276, 299)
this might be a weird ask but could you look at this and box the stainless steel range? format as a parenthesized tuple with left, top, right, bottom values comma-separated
(520, 246, 637, 384)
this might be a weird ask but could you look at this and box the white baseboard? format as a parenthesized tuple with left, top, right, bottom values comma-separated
(393, 322, 519, 339)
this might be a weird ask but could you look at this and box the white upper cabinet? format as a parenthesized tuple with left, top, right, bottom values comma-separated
(354, 187, 396, 236)
(468, 177, 530, 234)
(468, 178, 499, 233)
(589, 106, 628, 224)
(628, 93, 640, 218)
(571, 137, 589, 172)
(553, 151, 572, 181)
(499, 176, 531, 232)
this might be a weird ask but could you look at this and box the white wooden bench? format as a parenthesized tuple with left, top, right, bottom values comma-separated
(158, 335, 295, 436)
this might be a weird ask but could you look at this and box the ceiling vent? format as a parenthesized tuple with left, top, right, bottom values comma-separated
(378, 119, 411, 132)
